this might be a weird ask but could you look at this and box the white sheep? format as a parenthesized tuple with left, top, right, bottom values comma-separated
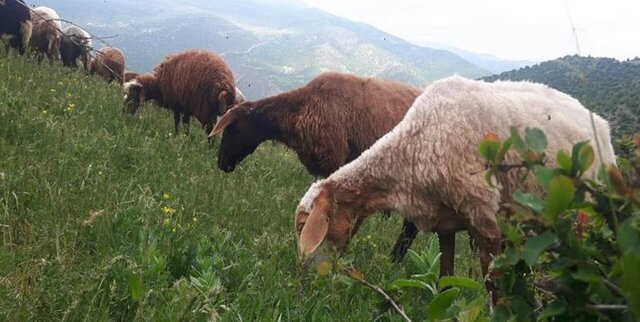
(295, 76, 616, 290)
(29, 6, 61, 61)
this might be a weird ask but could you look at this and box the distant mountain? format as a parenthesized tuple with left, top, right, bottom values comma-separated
(36, 0, 490, 99)
(483, 55, 640, 137)
(411, 39, 537, 74)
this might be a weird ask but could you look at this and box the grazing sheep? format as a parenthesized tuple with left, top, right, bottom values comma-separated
(29, 6, 61, 61)
(209, 72, 421, 176)
(123, 71, 139, 83)
(295, 76, 616, 293)
(209, 71, 422, 261)
(60, 25, 92, 72)
(90, 46, 125, 84)
(122, 49, 236, 135)
(0, 0, 32, 55)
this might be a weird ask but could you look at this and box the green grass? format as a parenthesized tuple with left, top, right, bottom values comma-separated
(0, 53, 486, 321)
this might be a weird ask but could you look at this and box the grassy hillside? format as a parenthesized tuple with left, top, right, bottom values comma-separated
(483, 55, 640, 137)
(0, 55, 484, 319)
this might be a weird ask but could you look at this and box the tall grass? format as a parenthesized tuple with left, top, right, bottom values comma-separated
(0, 52, 484, 321)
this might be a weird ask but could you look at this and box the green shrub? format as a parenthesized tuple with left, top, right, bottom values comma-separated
(479, 127, 640, 321)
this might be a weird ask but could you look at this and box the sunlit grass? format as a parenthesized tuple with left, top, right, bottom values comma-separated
(0, 52, 486, 320)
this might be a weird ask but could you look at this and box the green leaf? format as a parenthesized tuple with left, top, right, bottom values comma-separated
(535, 165, 560, 189)
(426, 287, 460, 320)
(391, 278, 428, 290)
(497, 137, 513, 162)
(412, 272, 438, 284)
(525, 127, 548, 152)
(556, 150, 572, 172)
(577, 144, 595, 173)
(572, 267, 602, 284)
(618, 217, 640, 255)
(484, 170, 495, 187)
(338, 275, 354, 286)
(504, 246, 521, 266)
(621, 252, 640, 320)
(522, 231, 557, 266)
(500, 222, 523, 246)
(513, 191, 544, 213)
(570, 141, 590, 175)
(478, 140, 501, 161)
(127, 273, 143, 301)
(510, 127, 527, 153)
(408, 249, 429, 272)
(438, 276, 482, 291)
(544, 175, 575, 221)
(538, 300, 566, 320)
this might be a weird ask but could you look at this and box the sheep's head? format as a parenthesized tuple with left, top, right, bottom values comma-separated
(208, 103, 277, 172)
(295, 182, 353, 264)
(122, 80, 144, 114)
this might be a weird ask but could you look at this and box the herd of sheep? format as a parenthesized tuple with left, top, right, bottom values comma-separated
(0, 1, 126, 82)
(1, 0, 618, 300)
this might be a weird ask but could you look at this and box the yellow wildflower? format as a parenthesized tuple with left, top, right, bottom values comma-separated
(163, 218, 170, 225)
(192, 217, 198, 223)
(42, 110, 48, 115)
(162, 193, 170, 200)
(162, 206, 176, 215)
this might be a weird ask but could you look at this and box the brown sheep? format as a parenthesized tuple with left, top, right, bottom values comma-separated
(123, 71, 138, 83)
(90, 46, 125, 84)
(209, 71, 422, 262)
(0, 0, 32, 55)
(29, 6, 61, 61)
(122, 49, 236, 136)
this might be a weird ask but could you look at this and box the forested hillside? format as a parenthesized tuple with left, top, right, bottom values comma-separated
(484, 55, 640, 137)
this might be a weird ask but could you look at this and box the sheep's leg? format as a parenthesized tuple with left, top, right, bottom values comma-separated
(390, 220, 418, 263)
(182, 113, 191, 136)
(173, 110, 180, 135)
(438, 231, 456, 276)
(466, 214, 501, 304)
(351, 217, 365, 237)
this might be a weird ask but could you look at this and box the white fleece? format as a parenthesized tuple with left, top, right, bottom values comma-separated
(300, 76, 616, 235)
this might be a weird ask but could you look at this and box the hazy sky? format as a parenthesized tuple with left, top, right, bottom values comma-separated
(302, 0, 640, 61)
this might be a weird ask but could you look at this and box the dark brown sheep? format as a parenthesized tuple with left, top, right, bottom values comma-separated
(122, 49, 236, 136)
(29, 6, 61, 61)
(90, 47, 125, 84)
(209, 71, 422, 261)
(0, 0, 32, 55)
(60, 25, 92, 72)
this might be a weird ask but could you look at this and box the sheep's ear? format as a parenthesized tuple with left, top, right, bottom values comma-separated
(208, 107, 238, 138)
(298, 189, 332, 257)
(217, 90, 230, 115)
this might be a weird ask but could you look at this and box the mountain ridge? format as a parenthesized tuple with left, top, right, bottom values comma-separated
(35, 0, 490, 99)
